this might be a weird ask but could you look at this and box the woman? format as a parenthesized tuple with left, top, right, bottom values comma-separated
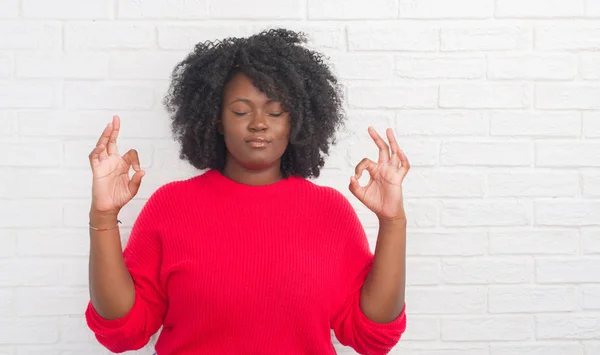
(85, 28, 409, 355)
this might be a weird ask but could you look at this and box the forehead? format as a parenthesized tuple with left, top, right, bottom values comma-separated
(223, 72, 278, 103)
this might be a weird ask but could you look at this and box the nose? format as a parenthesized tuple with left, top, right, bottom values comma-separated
(248, 112, 267, 132)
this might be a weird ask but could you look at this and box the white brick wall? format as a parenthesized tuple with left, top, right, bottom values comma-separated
(0, 1, 598, 354)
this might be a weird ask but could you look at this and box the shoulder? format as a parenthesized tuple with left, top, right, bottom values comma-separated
(298, 178, 356, 214)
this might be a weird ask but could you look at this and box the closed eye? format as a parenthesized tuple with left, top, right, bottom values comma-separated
(269, 112, 283, 117)
(233, 112, 248, 116)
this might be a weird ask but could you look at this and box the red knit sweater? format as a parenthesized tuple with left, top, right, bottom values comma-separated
(85, 169, 406, 354)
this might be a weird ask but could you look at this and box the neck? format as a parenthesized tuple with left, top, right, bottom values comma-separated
(222, 159, 283, 186)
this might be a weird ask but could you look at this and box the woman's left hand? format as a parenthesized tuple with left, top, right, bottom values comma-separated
(349, 127, 410, 223)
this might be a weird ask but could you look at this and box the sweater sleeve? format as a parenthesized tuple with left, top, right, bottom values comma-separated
(329, 191, 407, 355)
(85, 186, 169, 353)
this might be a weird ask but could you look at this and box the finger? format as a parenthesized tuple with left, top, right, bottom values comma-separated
(121, 149, 141, 171)
(368, 126, 390, 163)
(95, 123, 112, 154)
(107, 115, 120, 156)
(89, 144, 105, 168)
(128, 170, 145, 197)
(386, 128, 401, 168)
(398, 148, 411, 172)
(354, 158, 378, 179)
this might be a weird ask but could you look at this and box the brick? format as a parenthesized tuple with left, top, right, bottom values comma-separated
(406, 259, 440, 285)
(585, 343, 600, 355)
(440, 83, 529, 108)
(118, 0, 208, 19)
(399, 316, 439, 340)
(488, 54, 576, 80)
(158, 24, 253, 50)
(405, 201, 438, 227)
(59, 316, 96, 343)
(16, 52, 109, 79)
(490, 229, 578, 255)
(17, 230, 89, 257)
(537, 258, 600, 283)
(404, 170, 485, 198)
(18, 344, 111, 354)
(60, 259, 89, 286)
(396, 111, 487, 136)
(209, 0, 303, 19)
(0, 230, 16, 257)
(328, 53, 393, 80)
(0, 81, 60, 108)
(0, 141, 62, 167)
(584, 112, 600, 137)
(309, 0, 396, 19)
(441, 26, 531, 51)
(441, 142, 532, 166)
(400, 0, 493, 18)
(536, 84, 600, 109)
(0, 0, 19, 18)
(395, 54, 485, 79)
(0, 259, 64, 286)
(344, 110, 395, 137)
(18, 110, 171, 138)
(348, 85, 438, 109)
(583, 228, 600, 254)
(16, 287, 88, 316)
(537, 315, 600, 339)
(535, 200, 600, 226)
(64, 82, 155, 109)
(0, 22, 62, 49)
(0, 200, 62, 228)
(489, 286, 578, 313)
(537, 142, 600, 167)
(0, 319, 58, 344)
(489, 172, 579, 197)
(0, 53, 12, 78)
(490, 343, 581, 355)
(109, 51, 186, 79)
(442, 200, 530, 227)
(581, 54, 600, 79)
(496, 0, 584, 17)
(583, 173, 600, 197)
(588, 0, 600, 15)
(397, 344, 488, 355)
(408, 231, 487, 256)
(442, 258, 533, 284)
(348, 25, 439, 51)
(490, 111, 580, 137)
(349, 139, 438, 167)
(10, 169, 92, 199)
(65, 22, 155, 50)
(0, 289, 12, 316)
(583, 285, 600, 309)
(407, 287, 486, 314)
(23, 0, 111, 18)
(536, 26, 600, 50)
(0, 111, 17, 137)
(442, 316, 533, 341)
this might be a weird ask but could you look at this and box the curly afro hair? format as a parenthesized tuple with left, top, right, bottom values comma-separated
(162, 28, 345, 179)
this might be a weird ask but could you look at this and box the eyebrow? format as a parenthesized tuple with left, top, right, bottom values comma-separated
(230, 98, 279, 104)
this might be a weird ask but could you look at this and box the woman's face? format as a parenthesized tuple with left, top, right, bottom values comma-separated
(219, 72, 291, 173)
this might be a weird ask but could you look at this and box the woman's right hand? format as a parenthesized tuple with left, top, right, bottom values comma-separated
(89, 115, 145, 215)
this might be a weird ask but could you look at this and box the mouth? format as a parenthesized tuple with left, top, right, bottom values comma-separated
(245, 137, 271, 148)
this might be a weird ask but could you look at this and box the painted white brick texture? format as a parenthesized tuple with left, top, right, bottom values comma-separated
(0, 0, 597, 354)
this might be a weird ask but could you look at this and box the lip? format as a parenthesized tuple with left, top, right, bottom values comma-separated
(245, 137, 271, 148)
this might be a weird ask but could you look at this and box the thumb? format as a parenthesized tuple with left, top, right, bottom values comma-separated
(128, 170, 145, 197)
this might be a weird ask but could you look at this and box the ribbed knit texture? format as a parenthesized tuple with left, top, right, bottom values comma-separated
(85, 169, 407, 355)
